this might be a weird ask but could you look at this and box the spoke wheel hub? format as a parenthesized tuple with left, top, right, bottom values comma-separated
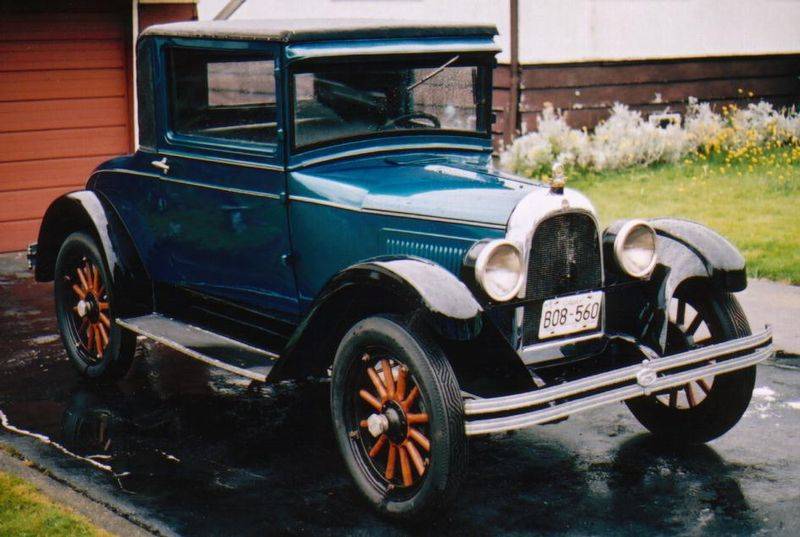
(366, 413, 389, 438)
(77, 294, 100, 321)
(76, 299, 90, 318)
(66, 258, 111, 360)
(381, 400, 408, 444)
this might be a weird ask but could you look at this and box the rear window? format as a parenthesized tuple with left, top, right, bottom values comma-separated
(166, 47, 277, 147)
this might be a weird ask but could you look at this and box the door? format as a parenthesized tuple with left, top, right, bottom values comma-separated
(150, 42, 298, 319)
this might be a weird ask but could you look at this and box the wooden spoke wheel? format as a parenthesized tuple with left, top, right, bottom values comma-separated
(66, 257, 111, 362)
(54, 231, 136, 381)
(625, 280, 756, 444)
(331, 315, 466, 520)
(355, 352, 432, 489)
(654, 292, 717, 410)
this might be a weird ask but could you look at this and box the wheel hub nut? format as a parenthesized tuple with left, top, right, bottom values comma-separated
(76, 300, 90, 318)
(366, 413, 389, 438)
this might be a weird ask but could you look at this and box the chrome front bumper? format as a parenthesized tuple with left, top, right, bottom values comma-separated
(463, 328, 773, 436)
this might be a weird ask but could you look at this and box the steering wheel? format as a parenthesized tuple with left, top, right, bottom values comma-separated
(382, 112, 441, 130)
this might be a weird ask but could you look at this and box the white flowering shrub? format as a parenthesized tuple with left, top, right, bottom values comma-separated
(501, 98, 800, 178)
(588, 103, 690, 171)
(499, 105, 590, 176)
(498, 131, 553, 177)
(684, 97, 725, 153)
(775, 110, 800, 144)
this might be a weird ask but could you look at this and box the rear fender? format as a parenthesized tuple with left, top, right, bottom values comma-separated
(35, 191, 152, 314)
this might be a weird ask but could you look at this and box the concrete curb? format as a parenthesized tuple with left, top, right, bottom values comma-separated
(0, 444, 156, 537)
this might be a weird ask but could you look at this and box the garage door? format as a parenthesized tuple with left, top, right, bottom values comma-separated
(0, 10, 132, 252)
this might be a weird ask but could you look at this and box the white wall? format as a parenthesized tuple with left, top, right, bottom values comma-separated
(198, 0, 800, 64)
(519, 0, 800, 63)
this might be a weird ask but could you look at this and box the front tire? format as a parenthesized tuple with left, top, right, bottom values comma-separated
(626, 280, 756, 444)
(54, 231, 136, 381)
(330, 315, 466, 521)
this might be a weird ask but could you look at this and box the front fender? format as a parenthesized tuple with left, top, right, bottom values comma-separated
(307, 256, 484, 342)
(34, 190, 152, 314)
(365, 257, 483, 322)
(605, 218, 747, 352)
(268, 256, 483, 381)
(649, 217, 746, 292)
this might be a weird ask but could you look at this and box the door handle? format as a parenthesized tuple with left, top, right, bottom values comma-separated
(150, 157, 170, 174)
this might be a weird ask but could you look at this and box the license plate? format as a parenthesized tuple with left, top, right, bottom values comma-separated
(538, 291, 603, 339)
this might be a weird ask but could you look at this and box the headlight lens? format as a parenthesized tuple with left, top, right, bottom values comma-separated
(475, 240, 524, 301)
(614, 220, 658, 278)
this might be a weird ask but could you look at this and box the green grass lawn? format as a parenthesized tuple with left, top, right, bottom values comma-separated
(570, 146, 800, 284)
(0, 471, 111, 537)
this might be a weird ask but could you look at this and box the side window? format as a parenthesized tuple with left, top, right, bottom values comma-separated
(166, 47, 277, 147)
(136, 39, 156, 149)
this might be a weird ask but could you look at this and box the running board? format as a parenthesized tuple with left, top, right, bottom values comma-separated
(117, 313, 279, 382)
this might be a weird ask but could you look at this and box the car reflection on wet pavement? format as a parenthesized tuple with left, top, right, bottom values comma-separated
(1, 259, 799, 536)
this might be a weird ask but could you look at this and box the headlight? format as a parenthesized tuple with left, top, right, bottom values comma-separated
(475, 240, 524, 301)
(614, 220, 658, 278)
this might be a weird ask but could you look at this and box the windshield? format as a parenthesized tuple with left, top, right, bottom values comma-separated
(291, 55, 490, 150)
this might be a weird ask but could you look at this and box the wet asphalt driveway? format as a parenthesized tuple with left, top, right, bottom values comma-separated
(1, 254, 799, 536)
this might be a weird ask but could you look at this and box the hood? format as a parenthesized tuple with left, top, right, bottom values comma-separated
(289, 152, 544, 227)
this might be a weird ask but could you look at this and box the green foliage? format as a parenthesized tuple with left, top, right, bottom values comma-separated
(0, 472, 111, 537)
(570, 146, 800, 284)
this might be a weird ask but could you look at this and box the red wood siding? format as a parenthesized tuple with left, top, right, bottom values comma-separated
(493, 54, 800, 147)
(0, 7, 131, 253)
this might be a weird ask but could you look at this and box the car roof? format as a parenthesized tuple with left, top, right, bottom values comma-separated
(139, 18, 498, 43)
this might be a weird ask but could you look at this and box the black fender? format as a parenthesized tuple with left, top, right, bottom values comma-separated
(268, 256, 484, 381)
(649, 218, 746, 292)
(34, 190, 152, 314)
(604, 218, 746, 352)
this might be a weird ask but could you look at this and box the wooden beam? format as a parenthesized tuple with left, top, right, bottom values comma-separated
(504, 0, 520, 147)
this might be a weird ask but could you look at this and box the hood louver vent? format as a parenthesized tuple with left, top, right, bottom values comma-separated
(381, 229, 475, 275)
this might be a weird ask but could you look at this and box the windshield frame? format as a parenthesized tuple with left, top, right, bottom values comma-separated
(287, 52, 494, 154)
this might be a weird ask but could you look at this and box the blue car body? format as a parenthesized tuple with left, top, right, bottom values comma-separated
(31, 20, 770, 427)
(87, 30, 512, 322)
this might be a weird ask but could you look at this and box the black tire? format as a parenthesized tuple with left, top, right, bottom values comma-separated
(626, 280, 756, 444)
(330, 314, 466, 521)
(54, 231, 136, 381)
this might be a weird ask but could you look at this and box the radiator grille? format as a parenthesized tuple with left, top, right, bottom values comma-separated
(522, 212, 602, 345)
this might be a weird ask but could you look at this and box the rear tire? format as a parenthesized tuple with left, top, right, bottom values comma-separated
(54, 231, 136, 381)
(330, 314, 466, 521)
(626, 280, 756, 444)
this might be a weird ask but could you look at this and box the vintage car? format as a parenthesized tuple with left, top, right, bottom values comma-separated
(29, 20, 773, 519)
